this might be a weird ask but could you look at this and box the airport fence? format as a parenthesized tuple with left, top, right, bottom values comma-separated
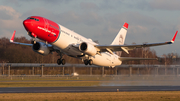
(0, 63, 180, 77)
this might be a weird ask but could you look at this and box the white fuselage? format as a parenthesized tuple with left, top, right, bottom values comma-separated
(52, 24, 122, 67)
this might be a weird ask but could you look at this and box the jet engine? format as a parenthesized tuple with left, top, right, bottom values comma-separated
(79, 42, 97, 56)
(32, 42, 50, 55)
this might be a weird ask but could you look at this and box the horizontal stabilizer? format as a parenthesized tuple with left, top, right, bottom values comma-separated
(119, 57, 157, 61)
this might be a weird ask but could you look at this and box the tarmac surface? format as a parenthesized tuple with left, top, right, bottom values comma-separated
(1, 86, 180, 93)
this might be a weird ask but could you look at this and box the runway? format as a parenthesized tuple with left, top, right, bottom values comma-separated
(1, 86, 180, 93)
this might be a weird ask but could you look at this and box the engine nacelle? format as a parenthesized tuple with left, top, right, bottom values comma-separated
(79, 42, 97, 56)
(32, 42, 50, 55)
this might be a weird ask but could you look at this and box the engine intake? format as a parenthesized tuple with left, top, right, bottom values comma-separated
(32, 42, 50, 55)
(79, 42, 97, 56)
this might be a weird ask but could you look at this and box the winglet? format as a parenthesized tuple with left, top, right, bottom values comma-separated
(10, 30, 16, 43)
(123, 22, 128, 29)
(171, 31, 178, 43)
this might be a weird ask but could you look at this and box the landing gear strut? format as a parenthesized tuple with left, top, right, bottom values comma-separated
(31, 38, 36, 44)
(84, 59, 93, 65)
(56, 51, 66, 65)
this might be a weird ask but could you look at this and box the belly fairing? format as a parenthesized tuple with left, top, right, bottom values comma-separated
(89, 53, 122, 67)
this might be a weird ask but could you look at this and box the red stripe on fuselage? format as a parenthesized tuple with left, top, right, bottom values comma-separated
(23, 16, 60, 43)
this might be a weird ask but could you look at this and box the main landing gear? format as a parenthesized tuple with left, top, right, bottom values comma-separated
(56, 51, 66, 65)
(57, 58, 65, 65)
(84, 59, 93, 65)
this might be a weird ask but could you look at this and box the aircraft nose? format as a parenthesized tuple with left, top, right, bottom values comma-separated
(23, 19, 32, 31)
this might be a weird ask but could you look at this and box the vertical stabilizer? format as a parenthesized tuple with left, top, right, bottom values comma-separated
(111, 22, 128, 56)
(111, 22, 128, 45)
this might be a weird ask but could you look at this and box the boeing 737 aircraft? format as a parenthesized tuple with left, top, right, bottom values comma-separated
(10, 16, 178, 67)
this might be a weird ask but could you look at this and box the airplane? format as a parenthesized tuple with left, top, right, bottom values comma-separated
(10, 16, 178, 67)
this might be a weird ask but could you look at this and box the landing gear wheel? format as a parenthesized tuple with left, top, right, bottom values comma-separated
(57, 59, 62, 65)
(56, 50, 66, 65)
(89, 59, 93, 65)
(84, 59, 89, 65)
(61, 59, 66, 65)
(57, 59, 66, 65)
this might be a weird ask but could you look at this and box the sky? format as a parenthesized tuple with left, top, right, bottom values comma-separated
(0, 0, 180, 56)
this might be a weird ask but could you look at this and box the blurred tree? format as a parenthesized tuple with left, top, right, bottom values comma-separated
(0, 37, 82, 64)
(121, 43, 158, 65)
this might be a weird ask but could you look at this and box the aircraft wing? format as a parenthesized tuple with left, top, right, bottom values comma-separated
(10, 31, 53, 48)
(10, 41, 33, 46)
(96, 31, 178, 54)
(10, 31, 33, 46)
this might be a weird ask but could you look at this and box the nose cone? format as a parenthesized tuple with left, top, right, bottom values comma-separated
(23, 19, 32, 31)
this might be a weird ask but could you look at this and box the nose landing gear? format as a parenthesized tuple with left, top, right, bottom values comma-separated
(31, 39, 36, 44)
(56, 50, 66, 65)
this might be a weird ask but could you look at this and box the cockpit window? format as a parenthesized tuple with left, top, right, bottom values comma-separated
(27, 17, 39, 21)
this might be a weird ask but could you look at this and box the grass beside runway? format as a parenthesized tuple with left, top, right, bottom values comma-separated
(0, 91, 180, 101)
(0, 76, 111, 87)
(1, 76, 180, 87)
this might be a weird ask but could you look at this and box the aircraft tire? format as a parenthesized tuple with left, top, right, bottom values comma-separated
(61, 59, 66, 65)
(57, 59, 62, 65)
(89, 59, 93, 65)
(84, 59, 89, 65)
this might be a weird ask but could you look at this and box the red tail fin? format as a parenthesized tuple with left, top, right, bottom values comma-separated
(123, 22, 128, 29)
